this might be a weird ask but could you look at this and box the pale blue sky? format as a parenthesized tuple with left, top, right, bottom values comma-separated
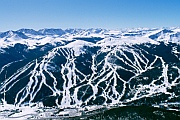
(0, 0, 180, 31)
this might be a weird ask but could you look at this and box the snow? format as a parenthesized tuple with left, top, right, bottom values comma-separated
(144, 28, 163, 37)
(63, 40, 94, 56)
(0, 27, 180, 119)
(172, 28, 180, 32)
(0, 103, 38, 119)
(97, 36, 159, 46)
(105, 30, 121, 35)
(0, 27, 180, 49)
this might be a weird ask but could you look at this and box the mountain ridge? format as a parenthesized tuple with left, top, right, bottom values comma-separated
(0, 27, 179, 119)
(0, 27, 180, 50)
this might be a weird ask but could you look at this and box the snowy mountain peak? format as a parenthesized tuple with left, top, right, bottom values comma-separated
(17, 28, 41, 35)
(38, 28, 65, 36)
(0, 30, 29, 39)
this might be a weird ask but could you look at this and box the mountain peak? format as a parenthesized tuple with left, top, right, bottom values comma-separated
(17, 28, 41, 35)
(38, 28, 65, 35)
(0, 30, 29, 39)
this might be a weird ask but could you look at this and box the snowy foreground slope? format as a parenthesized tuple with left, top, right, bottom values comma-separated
(0, 28, 180, 119)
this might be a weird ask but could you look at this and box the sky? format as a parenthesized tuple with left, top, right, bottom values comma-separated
(0, 0, 180, 31)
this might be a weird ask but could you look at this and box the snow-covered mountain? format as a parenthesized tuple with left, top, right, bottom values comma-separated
(0, 27, 180, 49)
(0, 27, 179, 119)
(0, 30, 29, 39)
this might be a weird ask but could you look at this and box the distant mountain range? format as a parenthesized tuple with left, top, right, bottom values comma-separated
(0, 28, 180, 48)
(0, 27, 179, 119)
